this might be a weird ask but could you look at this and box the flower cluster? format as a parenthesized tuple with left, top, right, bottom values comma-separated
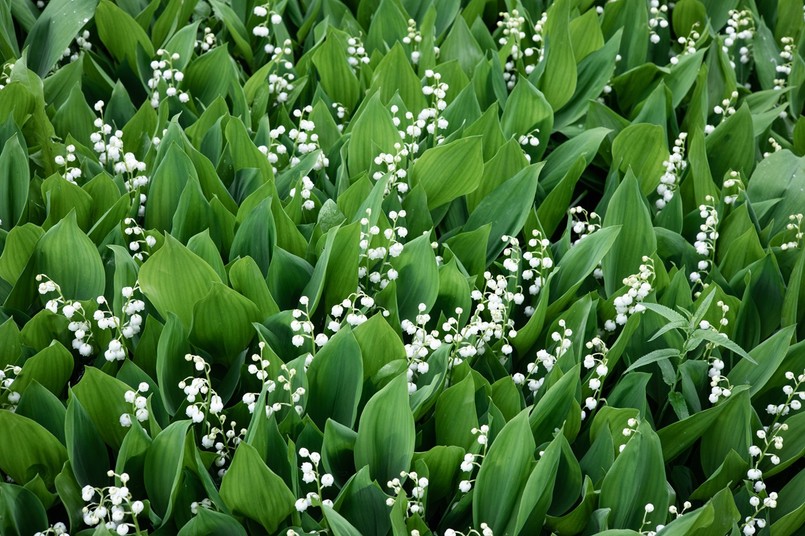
(34, 523, 69, 536)
(54, 144, 81, 183)
(252, 3, 282, 38)
(517, 320, 572, 393)
(295, 448, 334, 512)
(723, 10, 754, 66)
(498, 9, 527, 90)
(373, 138, 411, 196)
(61, 29, 92, 63)
(242, 345, 305, 418)
(457, 425, 489, 493)
(260, 106, 327, 172)
(763, 136, 783, 158)
(291, 296, 329, 364)
(180, 354, 223, 424)
(670, 25, 701, 65)
(358, 209, 406, 291)
(444, 524, 493, 536)
(605, 256, 655, 331)
(195, 26, 216, 53)
(742, 371, 804, 535)
(420, 70, 449, 143)
(90, 101, 124, 166)
(528, 12, 549, 67)
(521, 229, 553, 314)
(705, 92, 739, 135)
(81, 471, 144, 535)
(569, 206, 601, 245)
(123, 218, 157, 262)
(703, 301, 733, 404)
(147, 49, 189, 107)
(289, 175, 316, 211)
(0, 365, 22, 410)
(723, 171, 745, 205)
(37, 275, 94, 356)
(386, 471, 429, 517)
(346, 35, 370, 70)
(119, 382, 150, 427)
(265, 41, 295, 102)
(403, 18, 438, 64)
(656, 132, 687, 209)
(401, 304, 442, 381)
(443, 266, 520, 367)
(581, 337, 610, 419)
(648, 1, 669, 45)
(94, 285, 145, 361)
(774, 37, 795, 90)
(781, 213, 804, 250)
(690, 195, 718, 293)
(619, 417, 640, 453)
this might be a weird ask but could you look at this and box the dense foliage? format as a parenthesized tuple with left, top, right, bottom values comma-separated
(1, 0, 805, 534)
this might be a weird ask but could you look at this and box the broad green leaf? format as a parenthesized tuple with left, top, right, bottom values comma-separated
(0, 136, 28, 231)
(139, 234, 222, 327)
(144, 420, 191, 519)
(600, 420, 669, 529)
(538, 0, 577, 110)
(464, 164, 541, 264)
(220, 442, 295, 532)
(354, 373, 415, 485)
(611, 124, 668, 196)
(411, 136, 484, 209)
(189, 283, 260, 363)
(24, 0, 98, 76)
(473, 410, 535, 532)
(34, 210, 105, 300)
(95, 0, 153, 67)
(551, 226, 621, 298)
(602, 172, 657, 295)
(0, 411, 67, 488)
(307, 327, 364, 429)
(390, 233, 440, 321)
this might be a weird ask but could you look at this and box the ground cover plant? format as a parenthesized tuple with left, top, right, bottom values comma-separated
(1, 0, 805, 534)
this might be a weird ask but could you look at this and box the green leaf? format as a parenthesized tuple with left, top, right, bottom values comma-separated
(139, 234, 222, 327)
(602, 172, 657, 295)
(611, 124, 668, 196)
(657, 386, 749, 462)
(473, 409, 535, 532)
(705, 104, 755, 185)
(0, 135, 28, 231)
(307, 327, 364, 429)
(220, 442, 295, 532)
(95, 0, 153, 67)
(411, 136, 484, 209)
(538, 0, 577, 110)
(434, 374, 477, 450)
(65, 389, 110, 487)
(189, 283, 260, 363)
(0, 411, 67, 488)
(144, 420, 191, 519)
(23, 0, 98, 76)
(34, 210, 105, 300)
(551, 226, 621, 298)
(10, 341, 73, 396)
(347, 93, 400, 177)
(600, 420, 669, 529)
(354, 373, 415, 485)
(390, 233, 440, 321)
(464, 164, 541, 264)
(177, 508, 247, 536)
(313, 29, 360, 111)
(71, 367, 131, 450)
